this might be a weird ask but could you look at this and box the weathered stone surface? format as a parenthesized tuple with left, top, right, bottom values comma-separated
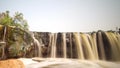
(0, 59, 25, 68)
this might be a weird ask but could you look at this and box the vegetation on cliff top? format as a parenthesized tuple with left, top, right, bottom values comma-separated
(0, 11, 35, 59)
(0, 11, 29, 30)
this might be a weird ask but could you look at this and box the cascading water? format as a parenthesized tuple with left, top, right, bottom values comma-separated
(34, 31, 120, 61)
(62, 33, 67, 58)
(87, 33, 98, 60)
(81, 33, 95, 60)
(73, 32, 84, 59)
(69, 33, 73, 58)
(31, 33, 42, 57)
(97, 31, 106, 60)
(50, 33, 57, 58)
(25, 31, 120, 68)
(104, 32, 120, 61)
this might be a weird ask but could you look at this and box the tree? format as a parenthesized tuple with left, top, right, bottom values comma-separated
(0, 11, 13, 26)
(0, 11, 29, 30)
(13, 12, 29, 30)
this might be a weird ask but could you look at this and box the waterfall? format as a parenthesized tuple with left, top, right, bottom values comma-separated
(105, 32, 120, 61)
(69, 33, 73, 58)
(81, 33, 95, 60)
(97, 31, 106, 60)
(91, 32, 99, 60)
(50, 33, 57, 58)
(33, 31, 120, 61)
(62, 33, 67, 58)
(31, 33, 42, 57)
(73, 32, 84, 59)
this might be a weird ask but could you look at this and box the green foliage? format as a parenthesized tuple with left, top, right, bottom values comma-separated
(0, 11, 29, 30)
(0, 11, 32, 58)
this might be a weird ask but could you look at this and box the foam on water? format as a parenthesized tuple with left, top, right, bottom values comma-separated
(19, 58, 120, 68)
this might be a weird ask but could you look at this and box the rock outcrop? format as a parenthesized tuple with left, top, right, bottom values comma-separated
(0, 59, 25, 68)
(0, 25, 35, 59)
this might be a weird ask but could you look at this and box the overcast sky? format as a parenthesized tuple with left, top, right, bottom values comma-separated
(0, 0, 120, 32)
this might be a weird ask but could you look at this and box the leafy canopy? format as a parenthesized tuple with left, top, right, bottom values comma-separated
(0, 11, 29, 30)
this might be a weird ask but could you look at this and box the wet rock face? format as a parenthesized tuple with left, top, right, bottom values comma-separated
(33, 32, 50, 57)
(33, 32, 50, 47)
(0, 25, 35, 59)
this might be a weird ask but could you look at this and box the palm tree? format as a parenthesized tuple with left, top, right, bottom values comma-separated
(0, 11, 13, 26)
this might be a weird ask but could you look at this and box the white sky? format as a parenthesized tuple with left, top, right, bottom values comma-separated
(0, 0, 120, 32)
